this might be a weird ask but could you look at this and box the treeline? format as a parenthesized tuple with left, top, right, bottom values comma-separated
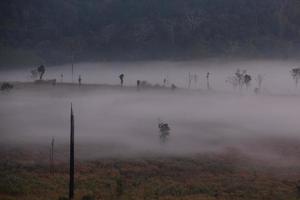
(1, 0, 300, 66)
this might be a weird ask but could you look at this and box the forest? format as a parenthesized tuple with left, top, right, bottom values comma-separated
(1, 0, 300, 67)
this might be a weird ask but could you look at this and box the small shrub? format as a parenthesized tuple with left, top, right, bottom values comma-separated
(1, 82, 13, 91)
(81, 194, 96, 200)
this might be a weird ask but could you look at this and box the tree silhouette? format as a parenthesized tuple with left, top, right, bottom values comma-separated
(37, 65, 46, 80)
(69, 105, 75, 200)
(206, 72, 210, 90)
(227, 69, 252, 91)
(78, 75, 82, 86)
(291, 68, 300, 88)
(158, 119, 171, 144)
(119, 74, 124, 87)
(244, 74, 252, 89)
(1, 82, 13, 92)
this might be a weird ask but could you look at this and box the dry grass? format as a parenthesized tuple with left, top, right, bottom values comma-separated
(1, 148, 300, 200)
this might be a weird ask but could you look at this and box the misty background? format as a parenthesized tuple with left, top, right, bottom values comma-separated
(1, 60, 300, 166)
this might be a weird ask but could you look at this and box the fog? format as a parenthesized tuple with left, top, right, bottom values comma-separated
(1, 60, 300, 164)
(2, 59, 300, 93)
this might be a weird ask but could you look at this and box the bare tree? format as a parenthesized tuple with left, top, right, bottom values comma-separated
(226, 69, 252, 90)
(37, 65, 46, 80)
(158, 119, 171, 144)
(291, 68, 300, 88)
(235, 69, 246, 89)
(137, 80, 141, 90)
(119, 74, 124, 87)
(163, 78, 167, 87)
(188, 73, 193, 89)
(206, 72, 210, 90)
(78, 75, 82, 86)
(69, 105, 75, 200)
(244, 74, 252, 89)
(171, 84, 177, 91)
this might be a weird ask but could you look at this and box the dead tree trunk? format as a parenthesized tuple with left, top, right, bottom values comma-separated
(69, 105, 75, 200)
(206, 72, 210, 90)
(50, 137, 55, 174)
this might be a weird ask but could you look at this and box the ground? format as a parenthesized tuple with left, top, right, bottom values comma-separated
(1, 148, 300, 200)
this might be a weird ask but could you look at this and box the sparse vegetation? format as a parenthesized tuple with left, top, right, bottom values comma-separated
(38, 65, 46, 80)
(291, 68, 300, 88)
(0, 151, 300, 200)
(158, 120, 171, 144)
(1, 82, 13, 92)
(226, 69, 252, 91)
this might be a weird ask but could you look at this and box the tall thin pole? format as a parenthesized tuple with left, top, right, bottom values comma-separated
(71, 54, 74, 83)
(69, 104, 75, 200)
(206, 72, 210, 90)
(50, 137, 55, 174)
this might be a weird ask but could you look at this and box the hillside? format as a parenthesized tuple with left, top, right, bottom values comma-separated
(1, 0, 300, 66)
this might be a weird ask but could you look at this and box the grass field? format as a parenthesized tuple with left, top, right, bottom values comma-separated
(1, 147, 300, 200)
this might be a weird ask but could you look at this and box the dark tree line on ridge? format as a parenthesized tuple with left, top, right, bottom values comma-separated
(1, 0, 300, 67)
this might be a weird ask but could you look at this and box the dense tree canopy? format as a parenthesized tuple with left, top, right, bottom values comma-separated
(1, 0, 300, 66)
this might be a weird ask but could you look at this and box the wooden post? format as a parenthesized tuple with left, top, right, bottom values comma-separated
(71, 55, 74, 84)
(188, 73, 192, 89)
(69, 104, 75, 200)
(206, 72, 210, 90)
(50, 137, 54, 174)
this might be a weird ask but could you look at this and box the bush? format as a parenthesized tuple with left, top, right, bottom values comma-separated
(1, 82, 13, 91)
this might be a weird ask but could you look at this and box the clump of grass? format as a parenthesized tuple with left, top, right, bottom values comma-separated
(115, 176, 124, 197)
(159, 185, 214, 197)
(0, 197, 15, 200)
(81, 194, 96, 200)
(0, 174, 27, 195)
(58, 196, 68, 200)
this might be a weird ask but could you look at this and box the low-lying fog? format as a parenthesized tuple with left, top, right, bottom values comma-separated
(2, 59, 300, 94)
(1, 60, 300, 164)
